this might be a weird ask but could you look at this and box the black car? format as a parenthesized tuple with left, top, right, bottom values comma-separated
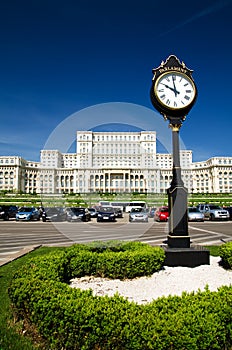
(223, 206, 232, 220)
(0, 205, 18, 220)
(66, 207, 91, 222)
(88, 208, 98, 218)
(41, 207, 67, 222)
(97, 206, 116, 222)
(113, 207, 123, 218)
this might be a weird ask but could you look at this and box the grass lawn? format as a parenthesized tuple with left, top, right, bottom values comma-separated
(0, 245, 221, 350)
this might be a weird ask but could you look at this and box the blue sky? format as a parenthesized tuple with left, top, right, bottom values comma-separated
(0, 0, 232, 162)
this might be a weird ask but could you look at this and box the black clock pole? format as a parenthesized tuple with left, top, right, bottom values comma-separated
(163, 117, 209, 266)
(167, 122, 190, 248)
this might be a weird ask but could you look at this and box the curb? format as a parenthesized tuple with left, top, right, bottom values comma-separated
(0, 245, 42, 267)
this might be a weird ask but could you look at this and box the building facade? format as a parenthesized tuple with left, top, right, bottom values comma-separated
(1, 130, 232, 194)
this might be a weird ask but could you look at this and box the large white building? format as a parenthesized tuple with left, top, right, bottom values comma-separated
(1, 130, 232, 194)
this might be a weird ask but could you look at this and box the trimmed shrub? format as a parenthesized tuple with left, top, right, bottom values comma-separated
(219, 241, 232, 268)
(8, 241, 232, 350)
(66, 241, 165, 279)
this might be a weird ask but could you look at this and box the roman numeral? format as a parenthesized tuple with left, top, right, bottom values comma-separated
(158, 89, 164, 92)
(184, 95, 190, 100)
(186, 90, 192, 93)
(166, 99, 170, 105)
(160, 94, 165, 100)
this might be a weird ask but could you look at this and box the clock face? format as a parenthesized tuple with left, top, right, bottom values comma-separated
(154, 72, 196, 110)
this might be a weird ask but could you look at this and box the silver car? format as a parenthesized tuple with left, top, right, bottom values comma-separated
(197, 204, 229, 221)
(188, 207, 204, 222)
(129, 208, 149, 222)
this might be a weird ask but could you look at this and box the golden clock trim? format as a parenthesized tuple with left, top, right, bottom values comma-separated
(153, 71, 196, 110)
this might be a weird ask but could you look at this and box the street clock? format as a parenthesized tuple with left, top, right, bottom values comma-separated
(150, 55, 197, 122)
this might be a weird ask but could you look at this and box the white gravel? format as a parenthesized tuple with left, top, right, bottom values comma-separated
(70, 256, 232, 304)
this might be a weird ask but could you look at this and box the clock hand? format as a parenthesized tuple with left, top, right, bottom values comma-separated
(172, 76, 179, 96)
(160, 83, 180, 95)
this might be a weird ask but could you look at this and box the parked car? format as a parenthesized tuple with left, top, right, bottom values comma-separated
(0, 205, 18, 220)
(197, 204, 229, 221)
(223, 206, 232, 220)
(16, 207, 40, 221)
(0, 206, 8, 221)
(66, 207, 91, 222)
(41, 207, 67, 222)
(97, 206, 116, 222)
(129, 207, 149, 222)
(154, 206, 169, 222)
(88, 207, 98, 218)
(113, 207, 123, 218)
(148, 207, 156, 218)
(188, 207, 204, 222)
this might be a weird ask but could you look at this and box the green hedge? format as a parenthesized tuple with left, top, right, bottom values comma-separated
(219, 241, 232, 269)
(65, 241, 165, 279)
(8, 241, 232, 350)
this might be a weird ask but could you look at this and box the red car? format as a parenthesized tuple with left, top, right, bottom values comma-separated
(154, 206, 169, 222)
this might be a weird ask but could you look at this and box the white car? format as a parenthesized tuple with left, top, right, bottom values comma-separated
(129, 208, 149, 222)
(188, 207, 204, 222)
(197, 204, 229, 221)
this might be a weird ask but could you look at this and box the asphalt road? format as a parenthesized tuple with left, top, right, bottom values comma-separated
(0, 216, 232, 266)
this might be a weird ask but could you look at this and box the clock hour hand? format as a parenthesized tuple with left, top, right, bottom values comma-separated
(160, 83, 180, 95)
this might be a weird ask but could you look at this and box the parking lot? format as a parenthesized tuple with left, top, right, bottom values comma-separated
(0, 214, 232, 266)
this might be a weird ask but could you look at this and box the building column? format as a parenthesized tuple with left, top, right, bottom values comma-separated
(102, 173, 106, 193)
(123, 172, 126, 192)
(108, 172, 111, 192)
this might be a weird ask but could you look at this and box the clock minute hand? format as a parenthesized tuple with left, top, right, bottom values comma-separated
(160, 83, 180, 95)
(172, 76, 179, 96)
